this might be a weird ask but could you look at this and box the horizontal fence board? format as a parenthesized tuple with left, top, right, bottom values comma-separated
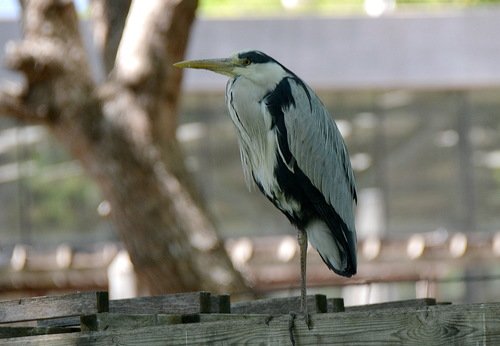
(3, 303, 500, 345)
(80, 313, 173, 332)
(231, 294, 328, 314)
(81, 313, 278, 332)
(109, 291, 215, 314)
(38, 292, 229, 328)
(37, 316, 80, 328)
(0, 292, 108, 324)
(0, 326, 79, 339)
(345, 298, 436, 312)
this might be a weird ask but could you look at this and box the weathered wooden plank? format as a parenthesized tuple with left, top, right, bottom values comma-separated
(37, 316, 80, 328)
(0, 292, 108, 324)
(216, 294, 231, 313)
(39, 292, 226, 328)
(80, 313, 179, 332)
(108, 291, 216, 314)
(81, 313, 275, 332)
(0, 326, 79, 339)
(346, 298, 437, 312)
(207, 293, 231, 313)
(328, 298, 345, 312)
(231, 294, 328, 314)
(2, 302, 500, 345)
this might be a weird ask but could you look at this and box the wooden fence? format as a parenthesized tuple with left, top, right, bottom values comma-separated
(0, 291, 499, 345)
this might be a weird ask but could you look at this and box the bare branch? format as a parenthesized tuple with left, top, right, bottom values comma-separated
(0, 88, 45, 123)
(90, 0, 132, 74)
(114, 0, 197, 103)
(18, 0, 92, 82)
(7, 0, 97, 125)
(5, 39, 68, 81)
(111, 0, 200, 195)
(114, 0, 165, 86)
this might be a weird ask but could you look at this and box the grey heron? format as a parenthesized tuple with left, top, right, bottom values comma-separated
(175, 50, 357, 318)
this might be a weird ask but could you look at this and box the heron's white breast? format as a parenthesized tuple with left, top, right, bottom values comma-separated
(227, 78, 278, 194)
(226, 77, 300, 216)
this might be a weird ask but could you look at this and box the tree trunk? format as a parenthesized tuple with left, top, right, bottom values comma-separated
(0, 0, 248, 295)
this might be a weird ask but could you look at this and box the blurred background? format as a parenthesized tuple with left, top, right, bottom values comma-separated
(0, 0, 499, 305)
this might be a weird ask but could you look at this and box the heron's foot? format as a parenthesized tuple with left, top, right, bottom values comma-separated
(288, 311, 312, 345)
(288, 312, 297, 346)
(264, 315, 274, 326)
(303, 312, 312, 330)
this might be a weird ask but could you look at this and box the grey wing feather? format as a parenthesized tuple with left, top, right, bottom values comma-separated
(284, 79, 357, 232)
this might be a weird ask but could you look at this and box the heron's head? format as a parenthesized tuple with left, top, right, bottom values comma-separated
(174, 50, 289, 86)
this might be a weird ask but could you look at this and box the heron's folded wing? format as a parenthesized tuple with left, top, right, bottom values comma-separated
(282, 78, 357, 231)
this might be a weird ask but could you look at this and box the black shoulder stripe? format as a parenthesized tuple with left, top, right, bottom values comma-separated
(264, 78, 295, 166)
(265, 78, 296, 119)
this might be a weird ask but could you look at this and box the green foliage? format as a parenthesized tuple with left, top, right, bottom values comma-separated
(8, 133, 105, 238)
(398, 0, 500, 3)
(28, 173, 102, 234)
(199, 0, 500, 16)
(199, 0, 284, 16)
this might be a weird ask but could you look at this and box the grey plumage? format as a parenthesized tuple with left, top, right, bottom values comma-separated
(285, 79, 357, 242)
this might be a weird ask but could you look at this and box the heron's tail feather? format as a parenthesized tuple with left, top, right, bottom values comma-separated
(306, 219, 356, 277)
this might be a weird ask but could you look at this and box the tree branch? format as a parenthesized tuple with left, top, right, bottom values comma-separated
(111, 0, 201, 199)
(16, 0, 92, 83)
(114, 0, 197, 123)
(90, 0, 132, 74)
(8, 0, 96, 125)
(105, 0, 247, 292)
(5, 0, 248, 294)
(5, 39, 68, 81)
(0, 88, 43, 123)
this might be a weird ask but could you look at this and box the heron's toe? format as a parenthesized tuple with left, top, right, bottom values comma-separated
(288, 312, 297, 346)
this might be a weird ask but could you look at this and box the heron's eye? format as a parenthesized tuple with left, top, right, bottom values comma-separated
(242, 58, 251, 66)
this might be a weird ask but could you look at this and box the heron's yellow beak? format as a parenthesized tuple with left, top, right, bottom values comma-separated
(173, 57, 237, 76)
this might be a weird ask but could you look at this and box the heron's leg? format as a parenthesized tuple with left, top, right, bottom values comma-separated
(297, 229, 308, 312)
(288, 229, 311, 345)
(297, 229, 311, 329)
